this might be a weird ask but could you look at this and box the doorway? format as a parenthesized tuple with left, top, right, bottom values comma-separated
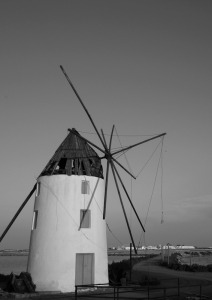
(75, 253, 94, 286)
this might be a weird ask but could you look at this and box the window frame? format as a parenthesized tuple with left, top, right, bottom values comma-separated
(80, 209, 91, 228)
(81, 180, 90, 194)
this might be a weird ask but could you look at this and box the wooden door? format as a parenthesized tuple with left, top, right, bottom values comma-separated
(75, 253, 94, 286)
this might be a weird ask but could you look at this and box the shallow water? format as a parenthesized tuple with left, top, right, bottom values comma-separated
(0, 256, 28, 274)
(108, 255, 130, 264)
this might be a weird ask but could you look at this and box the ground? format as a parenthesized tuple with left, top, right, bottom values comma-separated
(1, 255, 212, 299)
(132, 255, 212, 298)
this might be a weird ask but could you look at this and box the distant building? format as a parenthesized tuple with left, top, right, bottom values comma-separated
(162, 245, 195, 250)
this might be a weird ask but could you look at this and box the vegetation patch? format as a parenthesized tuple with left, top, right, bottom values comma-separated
(109, 254, 158, 284)
(160, 252, 212, 272)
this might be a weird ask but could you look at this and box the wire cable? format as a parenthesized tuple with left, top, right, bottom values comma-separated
(160, 137, 165, 224)
(106, 223, 123, 245)
(88, 177, 124, 247)
(135, 139, 163, 179)
(79, 130, 160, 138)
(137, 139, 164, 248)
(114, 126, 134, 177)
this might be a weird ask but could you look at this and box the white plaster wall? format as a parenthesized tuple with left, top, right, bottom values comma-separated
(27, 175, 108, 292)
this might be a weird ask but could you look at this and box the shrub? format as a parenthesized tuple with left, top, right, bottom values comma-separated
(160, 258, 212, 273)
(109, 254, 158, 284)
(207, 264, 212, 272)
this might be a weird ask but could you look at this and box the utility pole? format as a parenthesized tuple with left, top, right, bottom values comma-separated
(167, 243, 170, 265)
(130, 242, 132, 282)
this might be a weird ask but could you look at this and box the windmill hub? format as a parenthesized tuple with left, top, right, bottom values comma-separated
(105, 152, 112, 161)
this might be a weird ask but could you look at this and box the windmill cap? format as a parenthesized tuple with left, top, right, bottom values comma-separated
(39, 129, 103, 178)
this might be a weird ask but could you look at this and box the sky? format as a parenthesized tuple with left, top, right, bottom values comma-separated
(0, 0, 212, 249)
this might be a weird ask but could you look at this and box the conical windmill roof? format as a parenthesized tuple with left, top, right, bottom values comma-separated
(40, 128, 103, 178)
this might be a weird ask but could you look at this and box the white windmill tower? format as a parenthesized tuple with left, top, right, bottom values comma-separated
(0, 66, 166, 293)
(27, 128, 108, 292)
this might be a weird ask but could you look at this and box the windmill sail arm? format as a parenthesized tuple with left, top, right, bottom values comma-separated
(109, 125, 115, 149)
(60, 65, 106, 150)
(100, 129, 110, 220)
(70, 129, 106, 156)
(110, 161, 137, 254)
(0, 184, 37, 243)
(100, 129, 108, 149)
(101, 127, 114, 219)
(112, 133, 166, 157)
(113, 164, 145, 232)
(103, 160, 110, 219)
(112, 157, 136, 179)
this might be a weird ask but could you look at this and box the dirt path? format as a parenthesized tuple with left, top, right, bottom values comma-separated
(133, 255, 212, 283)
(132, 255, 212, 298)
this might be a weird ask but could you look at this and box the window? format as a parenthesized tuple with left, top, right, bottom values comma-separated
(32, 210, 38, 230)
(80, 209, 91, 228)
(81, 180, 90, 194)
(36, 182, 41, 197)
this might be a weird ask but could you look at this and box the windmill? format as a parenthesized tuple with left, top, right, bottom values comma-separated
(0, 66, 166, 292)
(59, 65, 166, 249)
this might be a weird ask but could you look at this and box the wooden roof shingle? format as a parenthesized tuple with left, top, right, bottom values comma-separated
(40, 128, 103, 178)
